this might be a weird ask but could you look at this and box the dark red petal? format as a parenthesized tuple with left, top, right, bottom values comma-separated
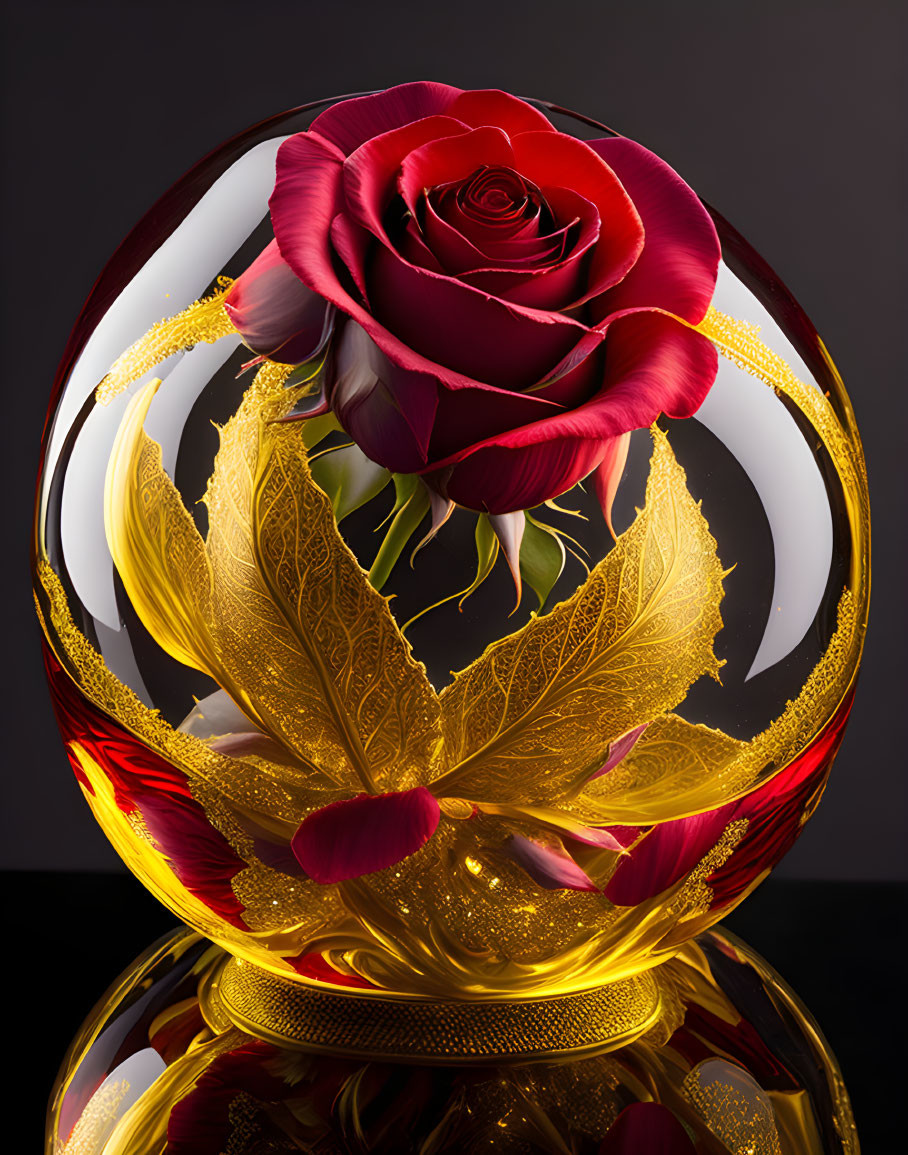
(419, 312, 715, 512)
(587, 136, 721, 323)
(223, 239, 332, 364)
(329, 213, 372, 303)
(309, 81, 464, 155)
(398, 126, 515, 219)
(604, 805, 734, 906)
(330, 319, 439, 471)
(426, 375, 566, 461)
(448, 88, 557, 135)
(342, 115, 470, 241)
(272, 122, 567, 394)
(460, 254, 586, 311)
(424, 196, 570, 273)
(291, 788, 441, 884)
(508, 835, 598, 892)
(369, 242, 591, 389)
(510, 131, 644, 301)
(424, 434, 610, 514)
(599, 1103, 696, 1154)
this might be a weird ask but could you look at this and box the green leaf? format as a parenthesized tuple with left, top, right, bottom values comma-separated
(310, 444, 391, 522)
(519, 515, 566, 611)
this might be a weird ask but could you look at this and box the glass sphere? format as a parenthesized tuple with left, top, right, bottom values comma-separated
(33, 93, 868, 996)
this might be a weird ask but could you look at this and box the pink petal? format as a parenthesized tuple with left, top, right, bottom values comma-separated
(562, 825, 627, 852)
(309, 82, 465, 155)
(599, 1103, 696, 1153)
(291, 788, 441, 884)
(589, 722, 649, 782)
(223, 239, 332, 364)
(587, 136, 721, 324)
(508, 835, 598, 892)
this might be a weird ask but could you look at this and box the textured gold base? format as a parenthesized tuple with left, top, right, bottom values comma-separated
(47, 927, 859, 1154)
(204, 955, 663, 1062)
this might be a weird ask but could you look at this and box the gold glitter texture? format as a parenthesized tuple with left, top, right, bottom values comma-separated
(95, 285, 238, 405)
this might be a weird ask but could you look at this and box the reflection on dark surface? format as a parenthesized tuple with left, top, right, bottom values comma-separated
(11, 874, 902, 1151)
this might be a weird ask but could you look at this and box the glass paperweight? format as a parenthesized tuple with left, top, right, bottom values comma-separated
(35, 85, 868, 1152)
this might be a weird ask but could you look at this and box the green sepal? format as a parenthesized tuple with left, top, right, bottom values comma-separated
(368, 475, 429, 591)
(310, 444, 392, 523)
(520, 514, 567, 611)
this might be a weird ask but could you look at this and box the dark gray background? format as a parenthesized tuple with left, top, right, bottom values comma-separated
(1, 0, 905, 878)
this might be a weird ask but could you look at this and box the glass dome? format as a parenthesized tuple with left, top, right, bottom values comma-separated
(33, 91, 868, 997)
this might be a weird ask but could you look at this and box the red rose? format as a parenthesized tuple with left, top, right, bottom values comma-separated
(226, 82, 720, 515)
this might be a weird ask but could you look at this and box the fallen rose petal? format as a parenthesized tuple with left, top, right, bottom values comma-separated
(508, 834, 598, 891)
(589, 721, 648, 781)
(599, 1103, 696, 1153)
(291, 787, 441, 883)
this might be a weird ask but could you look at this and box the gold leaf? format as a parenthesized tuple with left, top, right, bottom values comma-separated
(104, 362, 442, 794)
(432, 429, 726, 803)
(104, 382, 220, 676)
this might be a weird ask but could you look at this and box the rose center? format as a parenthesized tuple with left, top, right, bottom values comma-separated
(457, 165, 541, 226)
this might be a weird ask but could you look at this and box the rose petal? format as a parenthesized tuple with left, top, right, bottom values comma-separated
(599, 1103, 696, 1154)
(425, 310, 716, 463)
(420, 309, 712, 511)
(604, 807, 734, 906)
(587, 136, 721, 323)
(45, 648, 249, 928)
(447, 88, 556, 135)
(510, 131, 644, 301)
(369, 242, 592, 389)
(291, 788, 441, 884)
(589, 721, 649, 781)
(590, 431, 632, 538)
(223, 240, 332, 364)
(508, 835, 599, 892)
(424, 432, 610, 514)
(398, 126, 516, 220)
(330, 319, 439, 471)
(273, 130, 566, 394)
(343, 115, 471, 244)
(309, 81, 466, 155)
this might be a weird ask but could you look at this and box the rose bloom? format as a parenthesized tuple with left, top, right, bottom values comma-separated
(226, 82, 721, 515)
